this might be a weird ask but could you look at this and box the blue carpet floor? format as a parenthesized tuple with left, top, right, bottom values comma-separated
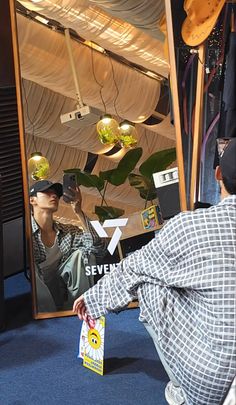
(1, 273, 168, 405)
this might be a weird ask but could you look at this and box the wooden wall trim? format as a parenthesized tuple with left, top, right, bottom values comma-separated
(164, 0, 187, 211)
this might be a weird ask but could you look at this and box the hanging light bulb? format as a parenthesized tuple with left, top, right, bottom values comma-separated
(118, 120, 138, 148)
(28, 152, 50, 181)
(97, 114, 119, 145)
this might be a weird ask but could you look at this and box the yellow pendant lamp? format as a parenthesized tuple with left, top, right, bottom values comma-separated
(28, 152, 50, 181)
(97, 114, 119, 145)
(118, 120, 138, 148)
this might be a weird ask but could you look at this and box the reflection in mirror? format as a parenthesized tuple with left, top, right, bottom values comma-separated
(16, 7, 177, 318)
(29, 179, 108, 314)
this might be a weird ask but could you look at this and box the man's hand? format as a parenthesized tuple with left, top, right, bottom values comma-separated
(73, 295, 88, 321)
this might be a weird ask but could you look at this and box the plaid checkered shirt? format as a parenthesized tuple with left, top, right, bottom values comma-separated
(31, 216, 106, 266)
(84, 195, 236, 405)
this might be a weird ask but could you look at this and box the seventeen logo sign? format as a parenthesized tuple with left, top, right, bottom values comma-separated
(90, 218, 128, 255)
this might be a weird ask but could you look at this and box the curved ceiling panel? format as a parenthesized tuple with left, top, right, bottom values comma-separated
(18, 14, 161, 123)
(18, 0, 169, 77)
(89, 0, 165, 41)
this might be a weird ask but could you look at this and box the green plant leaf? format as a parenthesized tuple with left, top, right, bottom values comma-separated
(64, 169, 104, 191)
(139, 148, 176, 180)
(64, 168, 83, 174)
(100, 147, 143, 186)
(139, 188, 157, 202)
(128, 173, 152, 190)
(95, 206, 125, 222)
(98, 128, 118, 145)
(128, 173, 157, 202)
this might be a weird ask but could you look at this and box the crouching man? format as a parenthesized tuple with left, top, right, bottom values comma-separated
(73, 140, 236, 405)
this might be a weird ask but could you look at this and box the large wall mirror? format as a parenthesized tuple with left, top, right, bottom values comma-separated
(15, 1, 181, 319)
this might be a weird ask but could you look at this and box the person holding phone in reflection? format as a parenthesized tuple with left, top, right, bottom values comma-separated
(73, 139, 236, 405)
(29, 179, 106, 312)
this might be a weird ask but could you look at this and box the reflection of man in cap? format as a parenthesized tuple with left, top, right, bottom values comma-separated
(29, 180, 106, 312)
(74, 140, 236, 405)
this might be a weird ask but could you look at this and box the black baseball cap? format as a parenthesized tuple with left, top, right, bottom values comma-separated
(219, 138, 236, 180)
(29, 180, 63, 197)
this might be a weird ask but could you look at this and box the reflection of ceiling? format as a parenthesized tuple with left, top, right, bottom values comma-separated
(18, 14, 161, 124)
(22, 79, 175, 156)
(17, 0, 169, 77)
(89, 0, 165, 41)
(16, 0, 176, 220)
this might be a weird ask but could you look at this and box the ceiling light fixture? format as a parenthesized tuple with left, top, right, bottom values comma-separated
(34, 15, 49, 25)
(97, 114, 119, 145)
(28, 151, 50, 181)
(84, 40, 105, 54)
(90, 46, 119, 146)
(118, 120, 138, 148)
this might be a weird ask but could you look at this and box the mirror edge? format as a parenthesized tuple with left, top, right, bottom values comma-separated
(9, 0, 38, 319)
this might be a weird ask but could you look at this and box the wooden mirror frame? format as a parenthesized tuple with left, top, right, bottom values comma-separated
(165, 0, 204, 210)
(164, 0, 187, 211)
(7, 0, 39, 319)
(7, 0, 79, 319)
(6, 0, 195, 319)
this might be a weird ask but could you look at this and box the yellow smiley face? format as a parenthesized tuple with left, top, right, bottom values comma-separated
(88, 328, 101, 350)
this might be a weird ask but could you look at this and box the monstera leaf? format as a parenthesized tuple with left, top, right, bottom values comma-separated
(100, 147, 143, 186)
(64, 146, 176, 217)
(139, 148, 176, 180)
(128, 147, 176, 204)
(64, 168, 104, 191)
(128, 173, 157, 202)
(95, 206, 124, 222)
(128, 173, 151, 190)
